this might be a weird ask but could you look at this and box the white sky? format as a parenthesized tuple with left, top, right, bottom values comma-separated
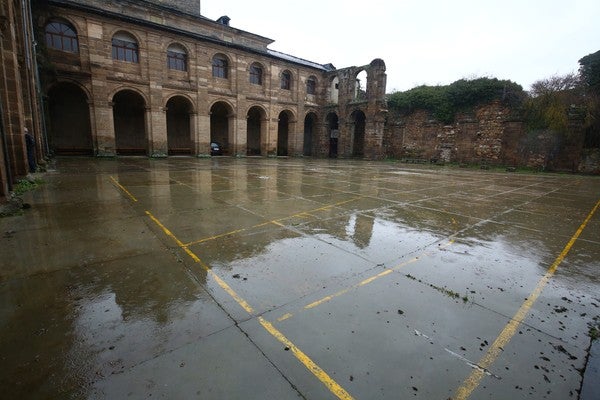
(200, 0, 600, 93)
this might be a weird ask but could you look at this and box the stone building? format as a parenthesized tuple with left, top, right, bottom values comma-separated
(34, 0, 388, 160)
(0, 0, 45, 199)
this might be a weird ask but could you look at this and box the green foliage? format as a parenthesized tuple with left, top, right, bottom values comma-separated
(387, 77, 524, 124)
(13, 178, 43, 195)
(579, 50, 600, 95)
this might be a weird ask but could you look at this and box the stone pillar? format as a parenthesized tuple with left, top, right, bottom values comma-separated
(94, 101, 116, 156)
(235, 114, 247, 156)
(149, 106, 167, 157)
(196, 113, 210, 157)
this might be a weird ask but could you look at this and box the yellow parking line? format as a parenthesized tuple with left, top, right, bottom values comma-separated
(110, 176, 138, 202)
(185, 196, 363, 246)
(453, 199, 600, 400)
(145, 210, 354, 400)
(259, 317, 355, 400)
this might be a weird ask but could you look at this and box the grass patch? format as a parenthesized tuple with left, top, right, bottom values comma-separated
(13, 178, 43, 195)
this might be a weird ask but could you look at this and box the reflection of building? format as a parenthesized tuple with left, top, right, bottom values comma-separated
(0, 0, 388, 199)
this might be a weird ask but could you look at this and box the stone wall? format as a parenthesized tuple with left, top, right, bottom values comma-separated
(384, 102, 594, 173)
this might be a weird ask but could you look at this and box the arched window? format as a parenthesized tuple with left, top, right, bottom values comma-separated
(167, 44, 187, 71)
(306, 76, 317, 95)
(249, 63, 263, 85)
(212, 54, 228, 78)
(112, 32, 139, 63)
(45, 20, 78, 53)
(281, 70, 291, 90)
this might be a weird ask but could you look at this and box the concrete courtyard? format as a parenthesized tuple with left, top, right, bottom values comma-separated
(1, 157, 599, 399)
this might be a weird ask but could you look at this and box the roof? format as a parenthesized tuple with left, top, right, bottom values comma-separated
(267, 50, 335, 71)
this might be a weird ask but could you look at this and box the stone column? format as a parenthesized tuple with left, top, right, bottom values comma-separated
(94, 101, 116, 157)
(149, 106, 167, 157)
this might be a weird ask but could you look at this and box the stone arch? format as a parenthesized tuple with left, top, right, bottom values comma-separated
(246, 105, 267, 156)
(326, 112, 339, 158)
(351, 109, 366, 157)
(329, 76, 339, 104)
(112, 89, 147, 155)
(355, 70, 368, 100)
(303, 111, 318, 156)
(277, 109, 295, 156)
(166, 95, 194, 155)
(46, 81, 93, 155)
(210, 101, 235, 156)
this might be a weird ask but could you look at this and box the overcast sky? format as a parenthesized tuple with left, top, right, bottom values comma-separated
(200, 0, 600, 93)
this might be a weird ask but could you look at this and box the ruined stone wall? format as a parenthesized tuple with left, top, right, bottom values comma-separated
(384, 102, 594, 172)
(385, 102, 513, 164)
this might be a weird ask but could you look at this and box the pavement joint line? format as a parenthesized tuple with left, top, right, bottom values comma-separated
(183, 196, 364, 247)
(144, 210, 355, 400)
(109, 176, 138, 202)
(453, 198, 600, 400)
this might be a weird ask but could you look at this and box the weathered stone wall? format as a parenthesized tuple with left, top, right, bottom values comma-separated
(384, 102, 593, 172)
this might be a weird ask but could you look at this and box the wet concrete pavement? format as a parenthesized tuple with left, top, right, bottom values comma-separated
(1, 157, 599, 399)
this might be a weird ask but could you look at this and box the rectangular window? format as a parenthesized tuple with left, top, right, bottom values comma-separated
(112, 39, 139, 63)
(167, 51, 187, 71)
(250, 65, 262, 85)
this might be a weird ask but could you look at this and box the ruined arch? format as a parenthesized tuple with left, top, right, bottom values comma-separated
(303, 111, 318, 156)
(247, 105, 267, 156)
(166, 95, 194, 155)
(355, 70, 368, 100)
(351, 109, 366, 157)
(210, 101, 234, 155)
(329, 76, 339, 104)
(112, 89, 147, 155)
(47, 81, 93, 155)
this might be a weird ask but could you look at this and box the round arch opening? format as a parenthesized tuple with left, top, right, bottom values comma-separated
(47, 82, 92, 155)
(113, 90, 147, 155)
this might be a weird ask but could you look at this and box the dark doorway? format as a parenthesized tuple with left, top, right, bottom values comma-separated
(210, 102, 231, 155)
(166, 96, 192, 155)
(352, 110, 366, 157)
(303, 113, 317, 156)
(247, 106, 263, 156)
(326, 112, 339, 158)
(277, 111, 290, 156)
(47, 83, 93, 155)
(113, 90, 146, 155)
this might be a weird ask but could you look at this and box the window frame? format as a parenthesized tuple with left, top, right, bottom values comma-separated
(249, 64, 263, 85)
(306, 77, 317, 95)
(212, 55, 228, 79)
(281, 70, 291, 90)
(167, 45, 187, 72)
(111, 33, 139, 63)
(45, 20, 79, 53)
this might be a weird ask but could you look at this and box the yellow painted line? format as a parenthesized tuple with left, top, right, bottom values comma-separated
(278, 313, 293, 322)
(454, 199, 600, 400)
(305, 256, 421, 311)
(208, 270, 255, 314)
(259, 317, 355, 400)
(145, 211, 254, 314)
(146, 210, 353, 398)
(184, 197, 363, 247)
(110, 176, 138, 202)
(184, 228, 247, 246)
